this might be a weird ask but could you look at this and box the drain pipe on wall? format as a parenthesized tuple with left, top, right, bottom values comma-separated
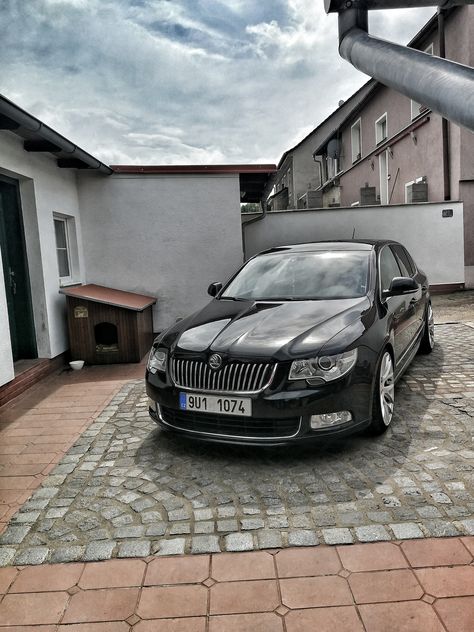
(325, 0, 474, 133)
(438, 8, 452, 201)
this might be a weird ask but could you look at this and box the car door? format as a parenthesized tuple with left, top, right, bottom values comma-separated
(379, 245, 414, 366)
(391, 244, 424, 342)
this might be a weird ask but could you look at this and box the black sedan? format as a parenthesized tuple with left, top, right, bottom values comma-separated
(146, 240, 434, 445)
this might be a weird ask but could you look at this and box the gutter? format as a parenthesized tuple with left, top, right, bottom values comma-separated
(0, 94, 112, 174)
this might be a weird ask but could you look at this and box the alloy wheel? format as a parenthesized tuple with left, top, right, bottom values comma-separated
(428, 303, 435, 348)
(379, 352, 394, 426)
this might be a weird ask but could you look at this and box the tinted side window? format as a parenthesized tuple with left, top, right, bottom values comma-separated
(380, 247, 402, 292)
(392, 244, 416, 276)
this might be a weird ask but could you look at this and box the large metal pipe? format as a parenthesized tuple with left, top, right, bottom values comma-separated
(325, 0, 473, 12)
(339, 26, 474, 131)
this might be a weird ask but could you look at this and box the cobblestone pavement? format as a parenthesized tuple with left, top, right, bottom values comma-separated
(1, 324, 474, 565)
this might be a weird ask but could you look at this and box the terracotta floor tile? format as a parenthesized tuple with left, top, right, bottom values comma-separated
(210, 579, 279, 615)
(280, 576, 353, 609)
(359, 601, 446, 632)
(146, 555, 210, 585)
(461, 536, 474, 556)
(0, 591, 69, 625)
(402, 538, 472, 567)
(415, 566, 474, 597)
(135, 618, 207, 632)
(276, 547, 340, 578)
(435, 596, 474, 632)
(57, 624, 130, 631)
(209, 613, 284, 632)
(62, 587, 139, 623)
(79, 559, 146, 589)
(0, 490, 24, 505)
(0, 475, 35, 489)
(211, 552, 275, 582)
(1, 453, 57, 465)
(349, 569, 423, 604)
(285, 606, 365, 632)
(0, 444, 24, 454)
(337, 542, 408, 572)
(0, 566, 18, 593)
(138, 585, 207, 619)
(0, 627, 57, 632)
(0, 463, 49, 476)
(11, 563, 83, 593)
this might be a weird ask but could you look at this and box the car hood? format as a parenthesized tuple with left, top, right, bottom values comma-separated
(172, 296, 371, 359)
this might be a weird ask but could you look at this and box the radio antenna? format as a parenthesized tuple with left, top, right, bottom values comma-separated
(352, 227, 356, 239)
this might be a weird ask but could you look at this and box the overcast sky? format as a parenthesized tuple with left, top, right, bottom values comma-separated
(0, 0, 435, 166)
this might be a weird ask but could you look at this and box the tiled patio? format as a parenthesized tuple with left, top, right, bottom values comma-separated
(0, 539, 473, 630)
(0, 303, 473, 629)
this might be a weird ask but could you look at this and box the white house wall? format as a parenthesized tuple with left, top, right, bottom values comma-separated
(244, 202, 465, 286)
(0, 131, 84, 384)
(77, 172, 243, 332)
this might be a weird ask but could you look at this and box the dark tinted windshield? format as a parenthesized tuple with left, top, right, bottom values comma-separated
(222, 250, 370, 301)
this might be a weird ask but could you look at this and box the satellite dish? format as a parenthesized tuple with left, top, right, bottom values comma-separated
(327, 138, 341, 159)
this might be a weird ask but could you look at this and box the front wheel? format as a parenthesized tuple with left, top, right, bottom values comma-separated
(369, 350, 395, 435)
(418, 302, 434, 354)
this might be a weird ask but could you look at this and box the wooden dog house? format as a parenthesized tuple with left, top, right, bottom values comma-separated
(60, 284, 156, 364)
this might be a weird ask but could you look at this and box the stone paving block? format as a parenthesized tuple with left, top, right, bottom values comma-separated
(83, 540, 116, 561)
(322, 528, 354, 545)
(225, 533, 254, 552)
(50, 546, 85, 563)
(156, 538, 186, 556)
(0, 548, 16, 567)
(257, 530, 283, 550)
(118, 540, 151, 558)
(192, 535, 220, 554)
(390, 523, 424, 540)
(355, 525, 391, 543)
(288, 530, 319, 547)
(13, 547, 49, 565)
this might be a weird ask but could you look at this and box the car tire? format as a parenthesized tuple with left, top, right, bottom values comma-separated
(418, 302, 435, 355)
(369, 349, 395, 435)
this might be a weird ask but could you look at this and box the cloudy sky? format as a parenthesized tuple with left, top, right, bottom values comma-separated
(0, 0, 435, 165)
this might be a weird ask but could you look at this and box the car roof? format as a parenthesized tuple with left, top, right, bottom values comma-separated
(259, 239, 398, 255)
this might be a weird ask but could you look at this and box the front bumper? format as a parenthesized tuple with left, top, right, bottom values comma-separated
(146, 348, 376, 446)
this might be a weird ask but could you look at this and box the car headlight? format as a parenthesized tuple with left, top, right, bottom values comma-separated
(147, 348, 167, 374)
(289, 349, 358, 383)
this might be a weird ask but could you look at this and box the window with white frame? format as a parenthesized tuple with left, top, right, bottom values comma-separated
(53, 213, 79, 285)
(375, 114, 388, 145)
(351, 119, 362, 163)
(411, 44, 433, 119)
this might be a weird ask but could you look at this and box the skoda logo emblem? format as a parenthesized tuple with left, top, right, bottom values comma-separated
(209, 354, 222, 370)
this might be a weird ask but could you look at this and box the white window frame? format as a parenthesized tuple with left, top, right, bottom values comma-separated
(53, 213, 79, 286)
(351, 118, 362, 163)
(375, 113, 388, 146)
(379, 150, 389, 205)
(411, 44, 433, 119)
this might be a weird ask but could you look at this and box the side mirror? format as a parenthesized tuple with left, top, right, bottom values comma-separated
(207, 282, 223, 297)
(383, 276, 418, 299)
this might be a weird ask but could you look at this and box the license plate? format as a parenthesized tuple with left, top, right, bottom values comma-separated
(179, 392, 252, 417)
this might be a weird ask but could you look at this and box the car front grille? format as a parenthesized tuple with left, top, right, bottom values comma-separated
(170, 358, 276, 393)
(160, 406, 301, 439)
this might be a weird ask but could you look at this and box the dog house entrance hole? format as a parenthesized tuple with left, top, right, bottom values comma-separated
(95, 322, 119, 353)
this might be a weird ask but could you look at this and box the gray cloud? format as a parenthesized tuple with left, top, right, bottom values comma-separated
(0, 0, 435, 165)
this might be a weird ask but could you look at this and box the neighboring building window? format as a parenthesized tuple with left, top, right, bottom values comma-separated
(411, 44, 433, 119)
(375, 114, 388, 145)
(326, 155, 339, 180)
(351, 119, 362, 163)
(53, 214, 78, 285)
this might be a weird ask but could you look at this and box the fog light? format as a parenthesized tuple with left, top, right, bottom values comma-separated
(310, 411, 352, 429)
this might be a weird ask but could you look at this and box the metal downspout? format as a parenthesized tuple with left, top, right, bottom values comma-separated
(438, 9, 452, 200)
(328, 2, 474, 132)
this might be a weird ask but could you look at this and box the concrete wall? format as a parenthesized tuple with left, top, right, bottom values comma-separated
(77, 173, 244, 332)
(0, 131, 84, 385)
(244, 202, 465, 286)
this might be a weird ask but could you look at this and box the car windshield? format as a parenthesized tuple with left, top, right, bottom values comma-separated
(221, 250, 370, 301)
